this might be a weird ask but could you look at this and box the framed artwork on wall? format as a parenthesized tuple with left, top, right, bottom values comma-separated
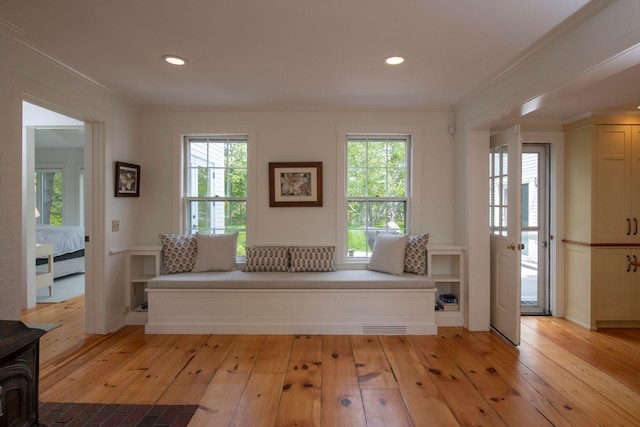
(115, 161, 140, 197)
(269, 162, 323, 207)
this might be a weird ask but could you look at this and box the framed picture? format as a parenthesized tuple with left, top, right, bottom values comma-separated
(115, 161, 140, 197)
(269, 162, 323, 207)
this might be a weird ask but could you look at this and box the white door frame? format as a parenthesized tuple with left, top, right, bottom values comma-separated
(84, 120, 106, 334)
(521, 131, 565, 318)
(21, 99, 106, 334)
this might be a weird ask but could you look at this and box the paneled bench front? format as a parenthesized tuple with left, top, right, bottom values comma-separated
(145, 269, 437, 335)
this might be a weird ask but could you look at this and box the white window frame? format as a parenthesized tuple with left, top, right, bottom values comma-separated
(337, 129, 417, 264)
(171, 126, 258, 243)
(183, 135, 248, 238)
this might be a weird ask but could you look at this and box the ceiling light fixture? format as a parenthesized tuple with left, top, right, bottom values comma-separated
(384, 56, 406, 65)
(163, 55, 188, 66)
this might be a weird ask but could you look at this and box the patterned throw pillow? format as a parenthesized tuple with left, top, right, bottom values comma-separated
(289, 246, 336, 272)
(159, 234, 197, 274)
(244, 247, 289, 272)
(404, 233, 430, 274)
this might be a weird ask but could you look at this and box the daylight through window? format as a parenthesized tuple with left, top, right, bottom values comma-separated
(346, 135, 411, 258)
(184, 136, 248, 256)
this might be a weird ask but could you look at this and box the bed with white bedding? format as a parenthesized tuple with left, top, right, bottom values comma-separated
(35, 225, 85, 278)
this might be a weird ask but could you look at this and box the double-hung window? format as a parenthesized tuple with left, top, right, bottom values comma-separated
(35, 169, 63, 225)
(184, 135, 248, 255)
(346, 134, 411, 258)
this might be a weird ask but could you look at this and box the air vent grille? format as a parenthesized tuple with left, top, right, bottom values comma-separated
(362, 325, 407, 335)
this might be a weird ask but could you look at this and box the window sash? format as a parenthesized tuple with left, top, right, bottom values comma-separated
(183, 136, 248, 254)
(345, 135, 411, 259)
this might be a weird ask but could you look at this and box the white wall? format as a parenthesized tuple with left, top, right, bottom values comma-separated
(0, 25, 140, 333)
(138, 109, 455, 253)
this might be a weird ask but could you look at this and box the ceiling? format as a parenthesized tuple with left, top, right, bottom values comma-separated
(2, 0, 638, 122)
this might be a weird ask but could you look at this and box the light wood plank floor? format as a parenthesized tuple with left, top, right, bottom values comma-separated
(22, 295, 640, 426)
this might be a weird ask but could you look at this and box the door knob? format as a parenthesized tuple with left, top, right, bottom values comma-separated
(517, 243, 525, 250)
(506, 243, 516, 250)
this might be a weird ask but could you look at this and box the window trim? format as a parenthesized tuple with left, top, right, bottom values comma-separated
(171, 126, 258, 241)
(183, 135, 248, 239)
(337, 128, 420, 264)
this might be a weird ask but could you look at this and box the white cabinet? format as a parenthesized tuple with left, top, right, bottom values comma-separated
(427, 244, 464, 327)
(593, 247, 640, 326)
(564, 117, 640, 329)
(126, 246, 161, 325)
(594, 125, 640, 244)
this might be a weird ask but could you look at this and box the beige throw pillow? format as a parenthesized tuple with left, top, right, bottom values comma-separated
(192, 232, 238, 272)
(367, 233, 409, 275)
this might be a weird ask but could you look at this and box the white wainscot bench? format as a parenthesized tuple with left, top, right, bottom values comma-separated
(145, 269, 437, 335)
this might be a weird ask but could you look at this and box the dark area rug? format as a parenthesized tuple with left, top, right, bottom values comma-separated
(39, 402, 199, 427)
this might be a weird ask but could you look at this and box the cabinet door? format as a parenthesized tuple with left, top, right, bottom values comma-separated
(594, 248, 634, 320)
(595, 125, 633, 243)
(631, 126, 640, 242)
(632, 249, 640, 320)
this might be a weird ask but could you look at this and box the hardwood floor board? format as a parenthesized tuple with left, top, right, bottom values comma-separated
(360, 388, 412, 427)
(39, 327, 148, 402)
(22, 297, 640, 426)
(190, 370, 251, 427)
(320, 336, 367, 426)
(517, 338, 639, 426)
(320, 382, 367, 427)
(275, 335, 322, 427)
(379, 336, 459, 426)
(350, 336, 398, 389)
(156, 334, 237, 405)
(114, 334, 210, 405)
(39, 330, 119, 384)
(77, 334, 184, 403)
(596, 328, 640, 355)
(435, 328, 513, 390)
(520, 322, 640, 422)
(434, 329, 553, 425)
(219, 334, 266, 373)
(522, 316, 640, 390)
(321, 335, 360, 387)
(408, 335, 508, 426)
(253, 335, 294, 374)
(473, 331, 598, 427)
(230, 372, 286, 427)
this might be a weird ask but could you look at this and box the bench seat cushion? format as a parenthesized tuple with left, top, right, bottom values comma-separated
(147, 269, 435, 290)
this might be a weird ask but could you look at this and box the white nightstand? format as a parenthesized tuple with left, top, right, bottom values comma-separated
(36, 243, 54, 296)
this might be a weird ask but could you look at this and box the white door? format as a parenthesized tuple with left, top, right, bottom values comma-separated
(489, 126, 522, 345)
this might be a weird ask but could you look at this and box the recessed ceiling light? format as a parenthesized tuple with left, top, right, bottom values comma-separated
(384, 56, 406, 65)
(163, 55, 188, 66)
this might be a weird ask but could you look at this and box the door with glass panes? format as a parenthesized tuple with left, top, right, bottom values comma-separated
(521, 144, 550, 315)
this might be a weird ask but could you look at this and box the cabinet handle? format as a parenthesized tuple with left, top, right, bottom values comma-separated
(635, 218, 638, 236)
(634, 255, 638, 273)
(627, 255, 632, 272)
(627, 218, 631, 235)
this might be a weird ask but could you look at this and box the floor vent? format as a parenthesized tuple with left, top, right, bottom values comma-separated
(363, 325, 407, 335)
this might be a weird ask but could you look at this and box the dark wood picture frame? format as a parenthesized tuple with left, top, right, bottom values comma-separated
(269, 162, 323, 207)
(115, 161, 140, 197)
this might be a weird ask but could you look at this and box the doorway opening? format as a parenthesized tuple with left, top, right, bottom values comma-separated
(521, 144, 550, 315)
(25, 101, 86, 311)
